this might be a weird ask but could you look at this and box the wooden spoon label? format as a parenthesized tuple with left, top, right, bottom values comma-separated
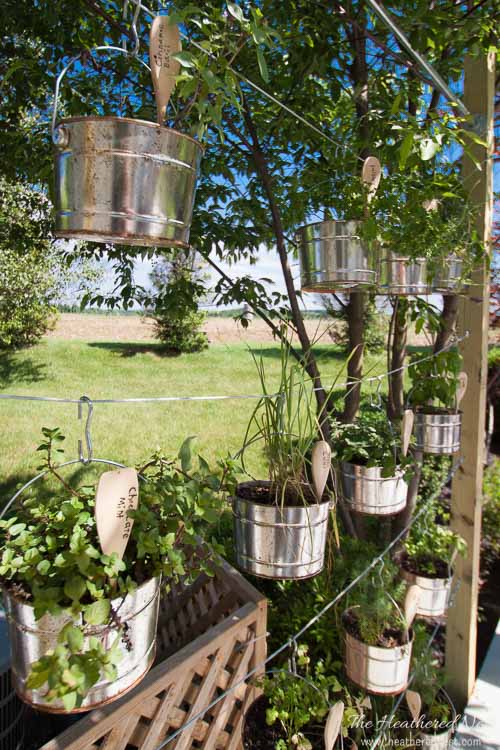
(361, 156, 381, 202)
(405, 689, 422, 722)
(401, 409, 414, 457)
(404, 584, 421, 628)
(95, 468, 139, 559)
(311, 440, 332, 501)
(149, 15, 182, 123)
(324, 701, 344, 750)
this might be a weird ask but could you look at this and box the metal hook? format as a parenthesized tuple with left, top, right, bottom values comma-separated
(122, 0, 141, 56)
(78, 396, 93, 465)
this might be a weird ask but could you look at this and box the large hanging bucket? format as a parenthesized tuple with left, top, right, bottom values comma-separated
(52, 48, 202, 249)
(339, 463, 407, 516)
(342, 609, 412, 695)
(233, 482, 330, 579)
(296, 220, 377, 292)
(413, 410, 462, 454)
(4, 576, 161, 713)
(417, 690, 457, 749)
(399, 566, 452, 619)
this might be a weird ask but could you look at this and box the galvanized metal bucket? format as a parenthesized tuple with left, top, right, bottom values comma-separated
(4, 576, 161, 713)
(343, 609, 413, 695)
(296, 220, 377, 292)
(400, 566, 452, 619)
(53, 116, 202, 249)
(413, 410, 461, 455)
(339, 463, 408, 516)
(378, 253, 463, 296)
(378, 254, 429, 295)
(233, 483, 330, 579)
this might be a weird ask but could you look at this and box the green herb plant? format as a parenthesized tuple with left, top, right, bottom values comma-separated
(261, 645, 343, 750)
(345, 563, 408, 648)
(410, 628, 454, 730)
(331, 410, 413, 478)
(404, 500, 466, 578)
(241, 339, 344, 505)
(0, 428, 236, 711)
(408, 350, 463, 412)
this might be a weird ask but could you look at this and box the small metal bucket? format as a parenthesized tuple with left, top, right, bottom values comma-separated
(233, 483, 330, 579)
(378, 254, 429, 295)
(343, 609, 412, 695)
(339, 463, 407, 516)
(4, 576, 160, 713)
(54, 116, 202, 248)
(296, 220, 377, 292)
(400, 566, 452, 619)
(413, 411, 461, 455)
(432, 256, 463, 294)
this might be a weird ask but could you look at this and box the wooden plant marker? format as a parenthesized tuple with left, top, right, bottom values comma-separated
(404, 584, 421, 636)
(401, 409, 414, 457)
(311, 440, 332, 501)
(361, 156, 381, 206)
(422, 198, 440, 212)
(149, 13, 181, 125)
(456, 372, 468, 409)
(95, 468, 139, 563)
(324, 701, 344, 750)
(405, 689, 422, 723)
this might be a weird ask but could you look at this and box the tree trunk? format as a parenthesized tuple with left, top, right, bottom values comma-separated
(387, 298, 408, 421)
(343, 292, 365, 422)
(434, 295, 459, 353)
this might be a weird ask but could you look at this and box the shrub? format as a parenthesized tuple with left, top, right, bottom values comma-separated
(0, 178, 58, 348)
(149, 252, 208, 354)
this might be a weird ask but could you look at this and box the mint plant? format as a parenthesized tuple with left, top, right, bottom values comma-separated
(408, 350, 463, 412)
(0, 428, 236, 710)
(331, 411, 412, 478)
(403, 500, 466, 578)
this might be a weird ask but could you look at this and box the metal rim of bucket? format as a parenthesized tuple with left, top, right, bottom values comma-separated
(413, 410, 462, 455)
(232, 486, 330, 580)
(339, 462, 408, 516)
(296, 219, 377, 292)
(342, 609, 413, 696)
(4, 576, 161, 713)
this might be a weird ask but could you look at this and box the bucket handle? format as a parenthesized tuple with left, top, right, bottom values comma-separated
(0, 458, 146, 520)
(51, 45, 151, 142)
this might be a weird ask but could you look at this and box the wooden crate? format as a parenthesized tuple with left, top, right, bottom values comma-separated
(37, 557, 267, 750)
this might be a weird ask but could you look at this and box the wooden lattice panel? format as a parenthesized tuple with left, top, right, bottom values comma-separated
(37, 557, 267, 750)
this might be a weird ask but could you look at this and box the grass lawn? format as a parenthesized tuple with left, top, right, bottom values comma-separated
(0, 338, 414, 498)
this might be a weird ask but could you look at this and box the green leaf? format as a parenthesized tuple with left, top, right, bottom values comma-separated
(84, 599, 111, 625)
(227, 2, 244, 22)
(171, 51, 197, 69)
(179, 436, 196, 472)
(399, 132, 414, 168)
(63, 626, 84, 653)
(256, 47, 269, 83)
(36, 559, 51, 575)
(64, 576, 87, 602)
(62, 691, 78, 711)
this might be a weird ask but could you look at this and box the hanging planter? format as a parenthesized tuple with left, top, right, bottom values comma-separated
(377, 253, 463, 296)
(398, 555, 452, 619)
(0, 430, 235, 715)
(52, 45, 202, 250)
(413, 408, 461, 454)
(233, 481, 330, 580)
(339, 463, 408, 516)
(342, 608, 413, 696)
(416, 689, 457, 749)
(296, 220, 377, 292)
(4, 576, 161, 713)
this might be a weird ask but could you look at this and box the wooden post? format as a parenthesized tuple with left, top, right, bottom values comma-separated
(445, 51, 495, 707)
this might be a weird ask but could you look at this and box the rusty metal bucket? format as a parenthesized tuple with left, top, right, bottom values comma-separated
(53, 117, 202, 248)
(296, 220, 377, 292)
(4, 576, 161, 713)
